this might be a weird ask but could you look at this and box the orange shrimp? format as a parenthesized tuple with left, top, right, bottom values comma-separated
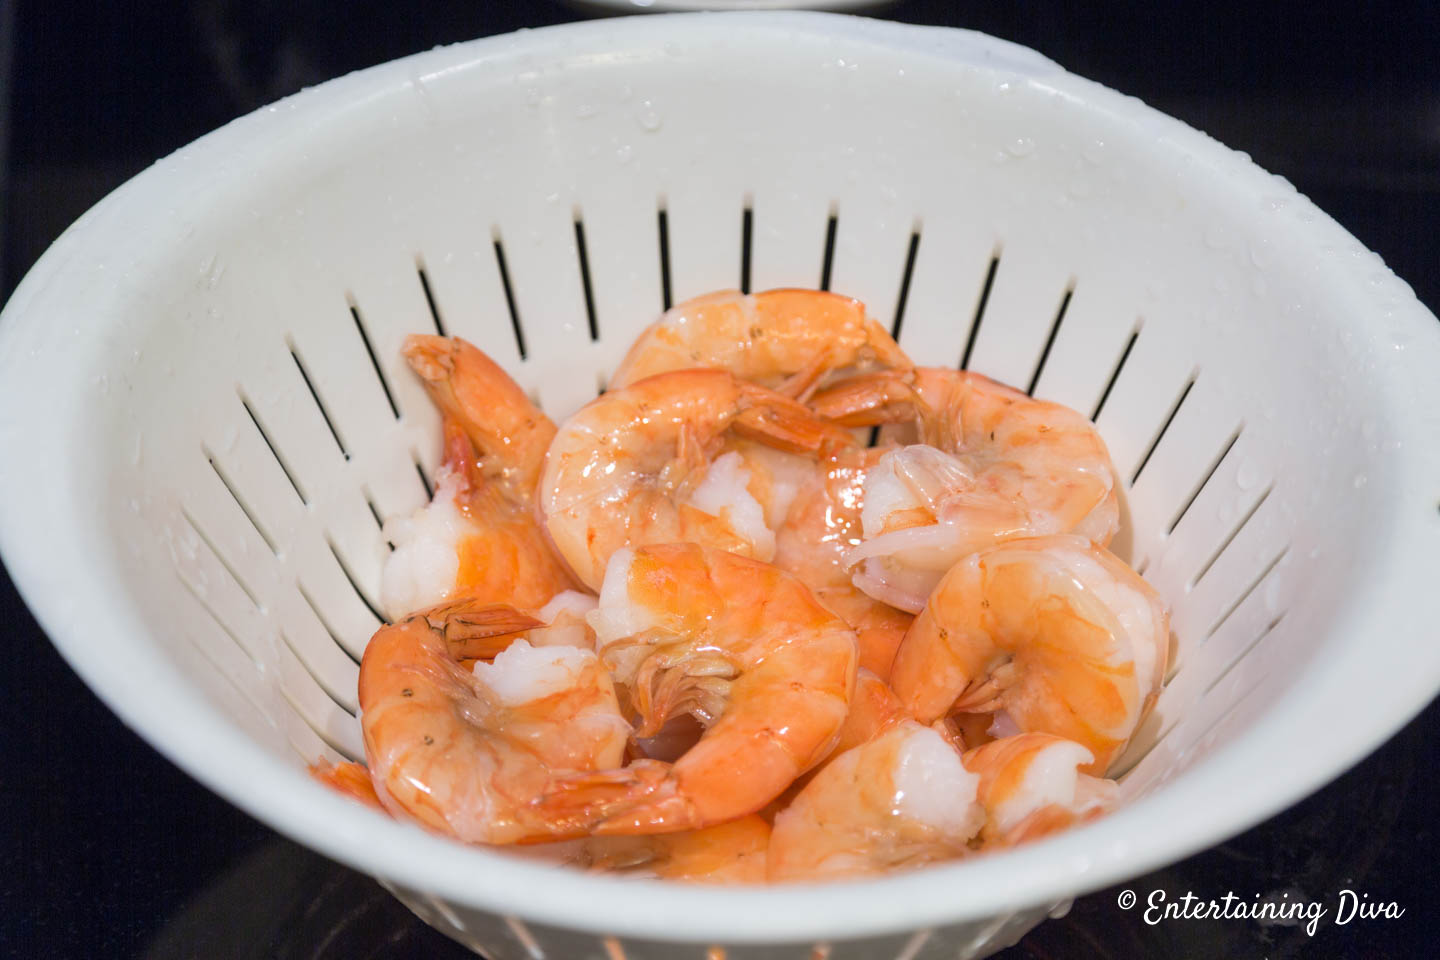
(767, 443, 914, 679)
(543, 543, 858, 834)
(580, 815, 772, 883)
(962, 733, 1118, 847)
(358, 598, 629, 844)
(382, 336, 578, 619)
(768, 720, 984, 881)
(609, 289, 911, 398)
(810, 368, 1121, 613)
(538, 369, 852, 591)
(890, 535, 1168, 775)
(308, 759, 385, 811)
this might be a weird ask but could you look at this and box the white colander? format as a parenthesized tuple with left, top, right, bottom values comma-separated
(2, 13, 1438, 960)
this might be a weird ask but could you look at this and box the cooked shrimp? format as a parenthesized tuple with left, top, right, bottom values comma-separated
(382, 336, 578, 619)
(810, 368, 1120, 613)
(890, 535, 1168, 775)
(833, 668, 908, 755)
(767, 443, 914, 678)
(610, 289, 911, 398)
(962, 733, 1118, 847)
(768, 720, 985, 881)
(543, 543, 858, 834)
(538, 369, 852, 591)
(580, 815, 772, 883)
(358, 598, 630, 844)
(309, 759, 384, 811)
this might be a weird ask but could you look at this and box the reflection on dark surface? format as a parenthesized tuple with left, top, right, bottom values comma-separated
(2, 2, 1436, 958)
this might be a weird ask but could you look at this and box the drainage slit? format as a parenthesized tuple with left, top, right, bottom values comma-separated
(176, 568, 260, 668)
(206, 453, 277, 554)
(279, 630, 357, 719)
(573, 213, 600, 341)
(657, 202, 673, 310)
(890, 228, 921, 342)
(327, 539, 386, 625)
(959, 253, 1001, 370)
(1191, 485, 1273, 588)
(740, 203, 754, 295)
(297, 581, 361, 665)
(416, 262, 447, 337)
(364, 493, 386, 534)
(348, 302, 400, 419)
(819, 209, 839, 292)
(1183, 672, 1267, 758)
(492, 233, 528, 360)
(1204, 612, 1287, 697)
(288, 342, 349, 460)
(1090, 323, 1141, 422)
(414, 458, 434, 500)
(241, 394, 308, 505)
(1027, 284, 1075, 396)
(182, 508, 262, 609)
(1206, 547, 1289, 638)
(277, 684, 360, 761)
(1130, 376, 1197, 486)
(1168, 427, 1243, 534)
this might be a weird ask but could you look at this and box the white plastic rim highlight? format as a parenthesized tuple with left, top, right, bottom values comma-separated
(1, 12, 1438, 951)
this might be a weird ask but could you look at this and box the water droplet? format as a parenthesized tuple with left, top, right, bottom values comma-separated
(615, 144, 633, 164)
(1006, 137, 1035, 157)
(1082, 139, 1106, 164)
(574, 103, 597, 119)
(637, 101, 662, 132)
(524, 87, 542, 108)
(1248, 239, 1272, 270)
(1352, 473, 1368, 489)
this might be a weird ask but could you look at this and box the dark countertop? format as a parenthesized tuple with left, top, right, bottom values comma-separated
(3, 2, 1437, 957)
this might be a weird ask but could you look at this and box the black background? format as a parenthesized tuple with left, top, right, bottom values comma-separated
(2, 2, 1438, 957)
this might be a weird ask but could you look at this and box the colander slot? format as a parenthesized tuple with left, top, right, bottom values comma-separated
(959, 254, 1001, 371)
(326, 539, 386, 625)
(504, 916, 547, 960)
(573, 214, 601, 342)
(491, 234, 529, 360)
(1128, 377, 1196, 486)
(1175, 672, 1268, 766)
(364, 494, 387, 535)
(657, 204, 673, 310)
(240, 395, 308, 504)
(295, 581, 362, 664)
(889, 229, 921, 344)
(1025, 285, 1074, 397)
(1205, 547, 1288, 639)
(413, 458, 434, 500)
(1204, 612, 1286, 699)
(276, 648, 361, 761)
(205, 455, 278, 554)
(415, 262, 448, 337)
(177, 568, 261, 670)
(286, 344, 349, 461)
(1167, 427, 1243, 535)
(182, 508, 262, 611)
(347, 303, 401, 419)
(279, 630, 358, 718)
(740, 203, 754, 295)
(819, 210, 839, 292)
(1189, 485, 1273, 589)
(174, 574, 273, 722)
(1089, 323, 1141, 422)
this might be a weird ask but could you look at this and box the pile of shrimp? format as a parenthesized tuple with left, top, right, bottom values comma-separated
(310, 288, 1170, 884)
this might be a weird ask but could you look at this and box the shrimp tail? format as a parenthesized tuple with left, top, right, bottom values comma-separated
(808, 370, 924, 427)
(536, 760, 696, 834)
(415, 598, 544, 660)
(733, 385, 854, 454)
(309, 759, 386, 811)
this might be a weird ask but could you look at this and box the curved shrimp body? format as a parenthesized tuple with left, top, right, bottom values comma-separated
(768, 720, 985, 882)
(891, 535, 1168, 775)
(382, 336, 578, 619)
(579, 815, 772, 883)
(546, 543, 858, 835)
(358, 599, 630, 845)
(962, 733, 1118, 847)
(609, 289, 911, 397)
(538, 369, 852, 591)
(768, 443, 915, 678)
(812, 368, 1121, 613)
